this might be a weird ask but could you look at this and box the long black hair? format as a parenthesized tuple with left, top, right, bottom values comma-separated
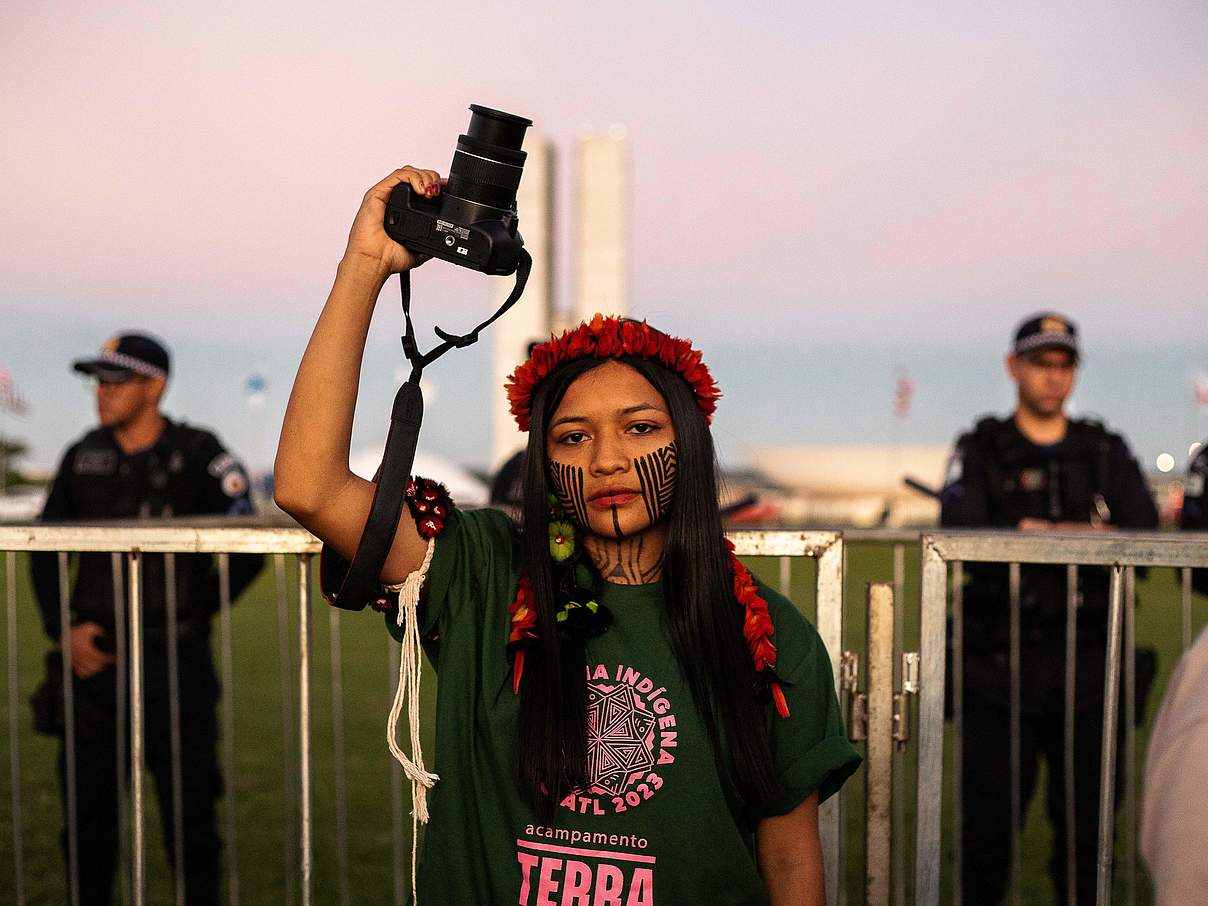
(516, 354, 778, 820)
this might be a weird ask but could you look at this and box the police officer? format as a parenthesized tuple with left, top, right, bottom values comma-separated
(31, 333, 264, 906)
(940, 313, 1157, 905)
(1183, 440, 1208, 594)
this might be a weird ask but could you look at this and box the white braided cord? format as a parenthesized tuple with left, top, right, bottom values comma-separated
(383, 537, 439, 905)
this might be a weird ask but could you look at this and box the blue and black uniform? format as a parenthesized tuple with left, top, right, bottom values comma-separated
(940, 415, 1157, 905)
(31, 418, 263, 906)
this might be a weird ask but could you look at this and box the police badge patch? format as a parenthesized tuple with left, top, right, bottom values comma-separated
(207, 453, 237, 478)
(221, 469, 248, 498)
(208, 452, 248, 498)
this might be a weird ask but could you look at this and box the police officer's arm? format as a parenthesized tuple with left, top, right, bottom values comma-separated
(275, 167, 440, 585)
(192, 433, 265, 599)
(1107, 435, 1159, 530)
(30, 444, 77, 638)
(939, 435, 991, 527)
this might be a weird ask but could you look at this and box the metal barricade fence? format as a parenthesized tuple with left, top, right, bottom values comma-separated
(0, 525, 879, 906)
(0, 525, 320, 906)
(3, 524, 1204, 905)
(914, 531, 1208, 906)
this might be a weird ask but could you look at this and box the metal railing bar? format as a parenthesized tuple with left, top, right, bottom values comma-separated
(0, 525, 320, 554)
(6, 551, 26, 905)
(112, 553, 131, 906)
(926, 532, 1208, 568)
(777, 555, 791, 598)
(1064, 564, 1078, 906)
(1123, 568, 1137, 906)
(891, 544, 905, 906)
(914, 541, 947, 905)
(951, 561, 963, 906)
(388, 638, 405, 906)
(163, 554, 186, 906)
(57, 551, 80, 906)
(218, 555, 240, 906)
(273, 555, 297, 906)
(1096, 567, 1125, 905)
(329, 608, 350, 906)
(841, 528, 923, 544)
(297, 555, 313, 906)
(1008, 562, 1022, 906)
(865, 583, 894, 906)
(129, 551, 146, 906)
(814, 539, 844, 906)
(1181, 568, 1192, 653)
(726, 530, 841, 557)
(0, 525, 839, 556)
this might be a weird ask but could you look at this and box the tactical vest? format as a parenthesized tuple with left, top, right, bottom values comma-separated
(971, 416, 1112, 527)
(962, 416, 1116, 641)
(64, 422, 221, 634)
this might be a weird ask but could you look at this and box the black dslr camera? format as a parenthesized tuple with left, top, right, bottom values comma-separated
(384, 105, 532, 276)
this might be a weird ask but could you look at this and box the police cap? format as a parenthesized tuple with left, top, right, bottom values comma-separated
(73, 333, 171, 383)
(1012, 313, 1079, 362)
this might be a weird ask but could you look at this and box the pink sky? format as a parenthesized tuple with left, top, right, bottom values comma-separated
(3, 1, 1205, 345)
(2, 2, 1206, 469)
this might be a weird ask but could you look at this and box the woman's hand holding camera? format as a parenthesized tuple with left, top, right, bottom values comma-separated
(343, 166, 443, 278)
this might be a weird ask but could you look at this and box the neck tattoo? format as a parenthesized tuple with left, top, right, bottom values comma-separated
(586, 531, 666, 585)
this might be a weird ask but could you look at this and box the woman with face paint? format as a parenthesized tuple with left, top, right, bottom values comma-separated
(275, 168, 860, 906)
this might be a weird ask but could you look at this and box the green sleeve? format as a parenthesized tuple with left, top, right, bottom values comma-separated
(385, 507, 519, 642)
(759, 585, 862, 816)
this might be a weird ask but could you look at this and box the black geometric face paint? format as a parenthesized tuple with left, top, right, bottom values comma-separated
(549, 460, 590, 527)
(634, 442, 677, 524)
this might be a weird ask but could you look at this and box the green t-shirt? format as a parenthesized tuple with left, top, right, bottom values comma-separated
(391, 508, 859, 905)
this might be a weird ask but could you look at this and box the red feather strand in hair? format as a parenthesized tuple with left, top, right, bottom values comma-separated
(726, 540, 790, 718)
(507, 574, 539, 693)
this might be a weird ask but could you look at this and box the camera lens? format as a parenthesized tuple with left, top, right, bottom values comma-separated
(445, 105, 533, 214)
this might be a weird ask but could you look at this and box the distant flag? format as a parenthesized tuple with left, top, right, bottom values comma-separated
(1195, 375, 1208, 409)
(245, 373, 268, 412)
(894, 373, 914, 418)
(0, 368, 29, 416)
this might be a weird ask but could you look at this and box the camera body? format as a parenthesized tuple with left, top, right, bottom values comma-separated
(384, 183, 524, 275)
(384, 105, 533, 277)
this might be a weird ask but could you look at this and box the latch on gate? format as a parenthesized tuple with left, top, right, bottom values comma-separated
(841, 650, 867, 741)
(893, 652, 920, 750)
(843, 649, 920, 747)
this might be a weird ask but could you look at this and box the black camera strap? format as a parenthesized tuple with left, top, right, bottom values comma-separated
(328, 250, 532, 610)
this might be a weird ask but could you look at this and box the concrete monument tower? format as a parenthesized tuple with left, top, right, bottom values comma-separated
(490, 133, 555, 470)
(570, 127, 630, 326)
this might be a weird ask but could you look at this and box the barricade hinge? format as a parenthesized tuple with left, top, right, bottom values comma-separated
(893, 652, 920, 750)
(901, 651, 920, 694)
(841, 651, 867, 741)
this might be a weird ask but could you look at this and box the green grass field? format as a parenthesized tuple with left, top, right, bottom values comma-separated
(1, 545, 1205, 904)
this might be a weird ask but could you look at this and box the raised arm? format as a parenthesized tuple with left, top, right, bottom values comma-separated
(274, 167, 443, 584)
